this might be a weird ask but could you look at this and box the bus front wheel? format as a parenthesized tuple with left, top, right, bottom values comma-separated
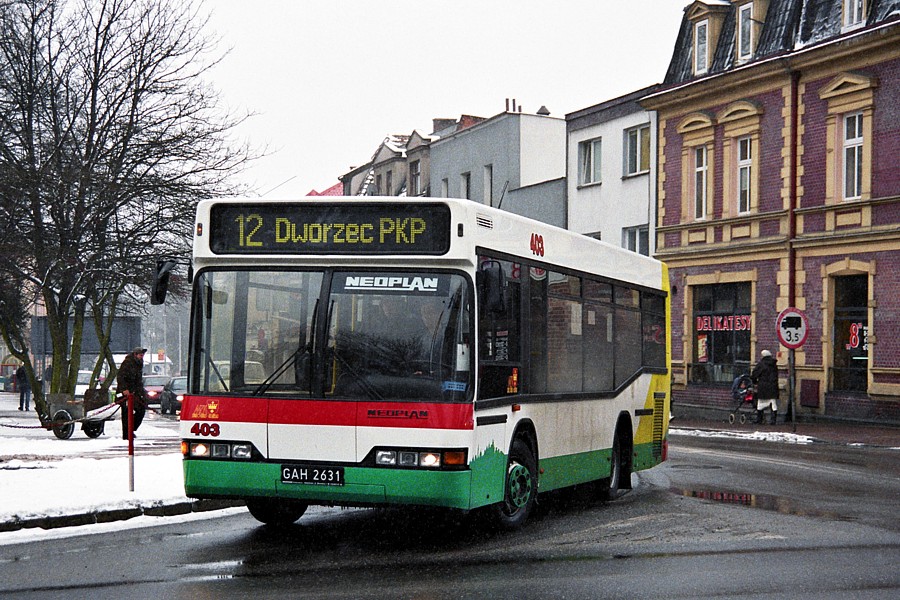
(491, 438, 537, 530)
(246, 499, 308, 526)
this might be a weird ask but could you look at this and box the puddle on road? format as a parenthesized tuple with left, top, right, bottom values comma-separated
(670, 487, 856, 522)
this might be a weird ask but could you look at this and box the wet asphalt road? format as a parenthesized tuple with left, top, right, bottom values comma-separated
(1, 432, 898, 599)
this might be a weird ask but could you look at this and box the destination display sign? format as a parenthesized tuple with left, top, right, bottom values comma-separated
(209, 203, 451, 255)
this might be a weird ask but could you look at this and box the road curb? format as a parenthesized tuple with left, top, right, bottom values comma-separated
(0, 499, 243, 533)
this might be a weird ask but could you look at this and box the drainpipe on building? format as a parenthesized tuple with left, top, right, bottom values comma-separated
(787, 69, 800, 431)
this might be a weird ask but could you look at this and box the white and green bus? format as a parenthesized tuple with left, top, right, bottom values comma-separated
(173, 197, 670, 529)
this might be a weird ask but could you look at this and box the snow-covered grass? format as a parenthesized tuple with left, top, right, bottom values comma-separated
(0, 421, 188, 524)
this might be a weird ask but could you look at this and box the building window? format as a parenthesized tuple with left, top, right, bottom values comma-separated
(461, 172, 471, 200)
(694, 146, 708, 220)
(843, 113, 863, 200)
(832, 274, 868, 392)
(624, 226, 649, 256)
(375, 174, 382, 195)
(483, 164, 493, 206)
(441, 178, 448, 198)
(843, 0, 866, 29)
(625, 125, 650, 176)
(737, 3, 754, 62)
(578, 138, 602, 185)
(695, 20, 709, 75)
(409, 160, 420, 196)
(385, 170, 393, 196)
(691, 282, 752, 384)
(737, 137, 752, 213)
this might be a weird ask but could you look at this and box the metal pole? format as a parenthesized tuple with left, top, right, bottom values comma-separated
(127, 391, 134, 491)
(789, 349, 796, 433)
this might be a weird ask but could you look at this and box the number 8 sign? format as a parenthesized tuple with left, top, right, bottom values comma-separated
(776, 307, 809, 349)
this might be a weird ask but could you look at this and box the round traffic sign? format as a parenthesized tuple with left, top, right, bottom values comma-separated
(776, 307, 809, 349)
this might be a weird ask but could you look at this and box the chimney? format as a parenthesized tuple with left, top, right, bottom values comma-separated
(431, 118, 456, 134)
(537, 105, 550, 116)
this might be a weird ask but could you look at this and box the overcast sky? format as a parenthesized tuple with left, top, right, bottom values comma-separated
(204, 0, 686, 198)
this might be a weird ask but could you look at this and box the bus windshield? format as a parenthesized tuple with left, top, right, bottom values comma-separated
(192, 269, 473, 403)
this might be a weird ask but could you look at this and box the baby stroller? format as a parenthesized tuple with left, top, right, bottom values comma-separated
(728, 374, 755, 424)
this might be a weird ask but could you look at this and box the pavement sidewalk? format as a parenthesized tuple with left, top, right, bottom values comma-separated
(0, 392, 897, 535)
(671, 404, 900, 448)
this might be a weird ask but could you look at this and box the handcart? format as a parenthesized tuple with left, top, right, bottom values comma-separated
(46, 390, 120, 440)
(728, 374, 755, 424)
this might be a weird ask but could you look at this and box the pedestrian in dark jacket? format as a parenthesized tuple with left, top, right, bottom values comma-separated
(15, 365, 31, 411)
(751, 349, 779, 424)
(117, 347, 147, 439)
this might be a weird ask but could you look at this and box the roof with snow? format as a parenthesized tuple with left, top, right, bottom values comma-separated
(664, 0, 900, 85)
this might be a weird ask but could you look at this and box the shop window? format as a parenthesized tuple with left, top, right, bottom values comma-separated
(691, 282, 752, 384)
(832, 274, 868, 392)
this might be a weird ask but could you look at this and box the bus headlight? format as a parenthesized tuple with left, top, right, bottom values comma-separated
(231, 444, 253, 459)
(185, 441, 254, 459)
(190, 442, 209, 457)
(375, 450, 397, 465)
(418, 452, 441, 468)
(372, 448, 465, 469)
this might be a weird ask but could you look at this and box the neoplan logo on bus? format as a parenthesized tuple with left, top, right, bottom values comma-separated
(368, 409, 430, 419)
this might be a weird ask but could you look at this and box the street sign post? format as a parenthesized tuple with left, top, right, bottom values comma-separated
(775, 307, 808, 431)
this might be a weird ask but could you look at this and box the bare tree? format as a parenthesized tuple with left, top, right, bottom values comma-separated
(0, 0, 253, 418)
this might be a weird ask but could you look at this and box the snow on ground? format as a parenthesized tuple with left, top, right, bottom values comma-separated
(669, 427, 816, 445)
(0, 421, 188, 523)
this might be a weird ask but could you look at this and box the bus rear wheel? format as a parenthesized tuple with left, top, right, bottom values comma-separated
(491, 438, 537, 530)
(600, 432, 623, 501)
(246, 499, 308, 526)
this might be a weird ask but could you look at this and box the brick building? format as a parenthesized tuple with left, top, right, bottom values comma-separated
(642, 0, 900, 422)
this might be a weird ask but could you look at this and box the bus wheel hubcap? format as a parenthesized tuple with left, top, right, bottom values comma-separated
(507, 462, 533, 509)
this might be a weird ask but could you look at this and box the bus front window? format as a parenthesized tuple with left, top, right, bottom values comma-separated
(193, 270, 324, 395)
(326, 272, 472, 402)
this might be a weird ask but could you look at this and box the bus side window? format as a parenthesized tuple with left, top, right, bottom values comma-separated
(477, 257, 521, 400)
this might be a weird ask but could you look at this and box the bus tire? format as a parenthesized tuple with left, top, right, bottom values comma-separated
(246, 499, 308, 526)
(600, 432, 623, 501)
(491, 438, 537, 530)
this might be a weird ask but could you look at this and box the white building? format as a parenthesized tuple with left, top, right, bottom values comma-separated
(566, 85, 660, 255)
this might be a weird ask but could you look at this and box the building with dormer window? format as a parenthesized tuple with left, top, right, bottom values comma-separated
(643, 0, 900, 422)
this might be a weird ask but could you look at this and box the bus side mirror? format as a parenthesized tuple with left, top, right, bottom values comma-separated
(151, 260, 177, 305)
(478, 261, 506, 314)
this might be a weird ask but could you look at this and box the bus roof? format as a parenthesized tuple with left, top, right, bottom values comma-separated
(194, 196, 667, 293)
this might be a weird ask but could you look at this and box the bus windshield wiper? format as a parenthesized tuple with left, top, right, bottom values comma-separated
(204, 349, 229, 392)
(331, 344, 385, 402)
(252, 299, 318, 396)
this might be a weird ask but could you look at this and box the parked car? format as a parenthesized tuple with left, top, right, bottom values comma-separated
(142, 374, 169, 405)
(74, 370, 94, 399)
(159, 376, 187, 415)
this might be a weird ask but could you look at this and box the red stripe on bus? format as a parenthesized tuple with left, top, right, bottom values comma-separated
(181, 395, 474, 429)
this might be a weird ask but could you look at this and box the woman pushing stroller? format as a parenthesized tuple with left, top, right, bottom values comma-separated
(751, 349, 779, 424)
